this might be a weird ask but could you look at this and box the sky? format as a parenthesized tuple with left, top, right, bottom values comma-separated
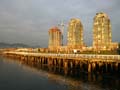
(0, 0, 120, 47)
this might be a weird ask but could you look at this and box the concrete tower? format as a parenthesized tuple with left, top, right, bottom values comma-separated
(93, 12, 112, 50)
(67, 18, 84, 49)
(48, 27, 62, 50)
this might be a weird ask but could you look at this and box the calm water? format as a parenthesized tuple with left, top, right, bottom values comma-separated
(0, 57, 120, 90)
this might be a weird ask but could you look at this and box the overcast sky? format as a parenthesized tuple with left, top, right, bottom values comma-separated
(0, 0, 120, 47)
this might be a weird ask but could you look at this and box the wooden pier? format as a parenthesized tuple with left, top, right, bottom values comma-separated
(2, 51, 120, 74)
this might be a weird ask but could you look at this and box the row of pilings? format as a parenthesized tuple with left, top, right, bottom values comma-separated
(3, 53, 120, 76)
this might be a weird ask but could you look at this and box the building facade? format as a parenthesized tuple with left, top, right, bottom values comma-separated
(48, 27, 62, 51)
(93, 12, 113, 50)
(67, 18, 84, 50)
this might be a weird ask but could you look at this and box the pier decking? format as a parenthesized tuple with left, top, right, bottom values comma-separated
(4, 51, 120, 62)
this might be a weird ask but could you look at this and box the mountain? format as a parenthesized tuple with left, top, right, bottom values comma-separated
(0, 42, 30, 48)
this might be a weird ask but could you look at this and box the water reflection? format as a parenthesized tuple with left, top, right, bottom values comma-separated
(1, 57, 120, 90)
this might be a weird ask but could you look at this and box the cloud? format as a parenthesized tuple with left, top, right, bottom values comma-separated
(0, 0, 119, 46)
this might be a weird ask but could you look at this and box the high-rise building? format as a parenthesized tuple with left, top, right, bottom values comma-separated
(67, 18, 84, 49)
(93, 12, 112, 50)
(48, 27, 62, 50)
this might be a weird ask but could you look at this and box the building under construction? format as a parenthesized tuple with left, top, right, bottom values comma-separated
(48, 27, 62, 52)
(67, 18, 84, 50)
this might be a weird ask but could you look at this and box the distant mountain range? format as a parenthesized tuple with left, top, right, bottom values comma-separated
(0, 42, 41, 48)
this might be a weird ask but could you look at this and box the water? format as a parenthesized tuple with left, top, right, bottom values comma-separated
(0, 57, 120, 90)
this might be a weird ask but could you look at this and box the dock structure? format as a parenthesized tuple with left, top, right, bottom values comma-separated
(3, 51, 120, 74)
